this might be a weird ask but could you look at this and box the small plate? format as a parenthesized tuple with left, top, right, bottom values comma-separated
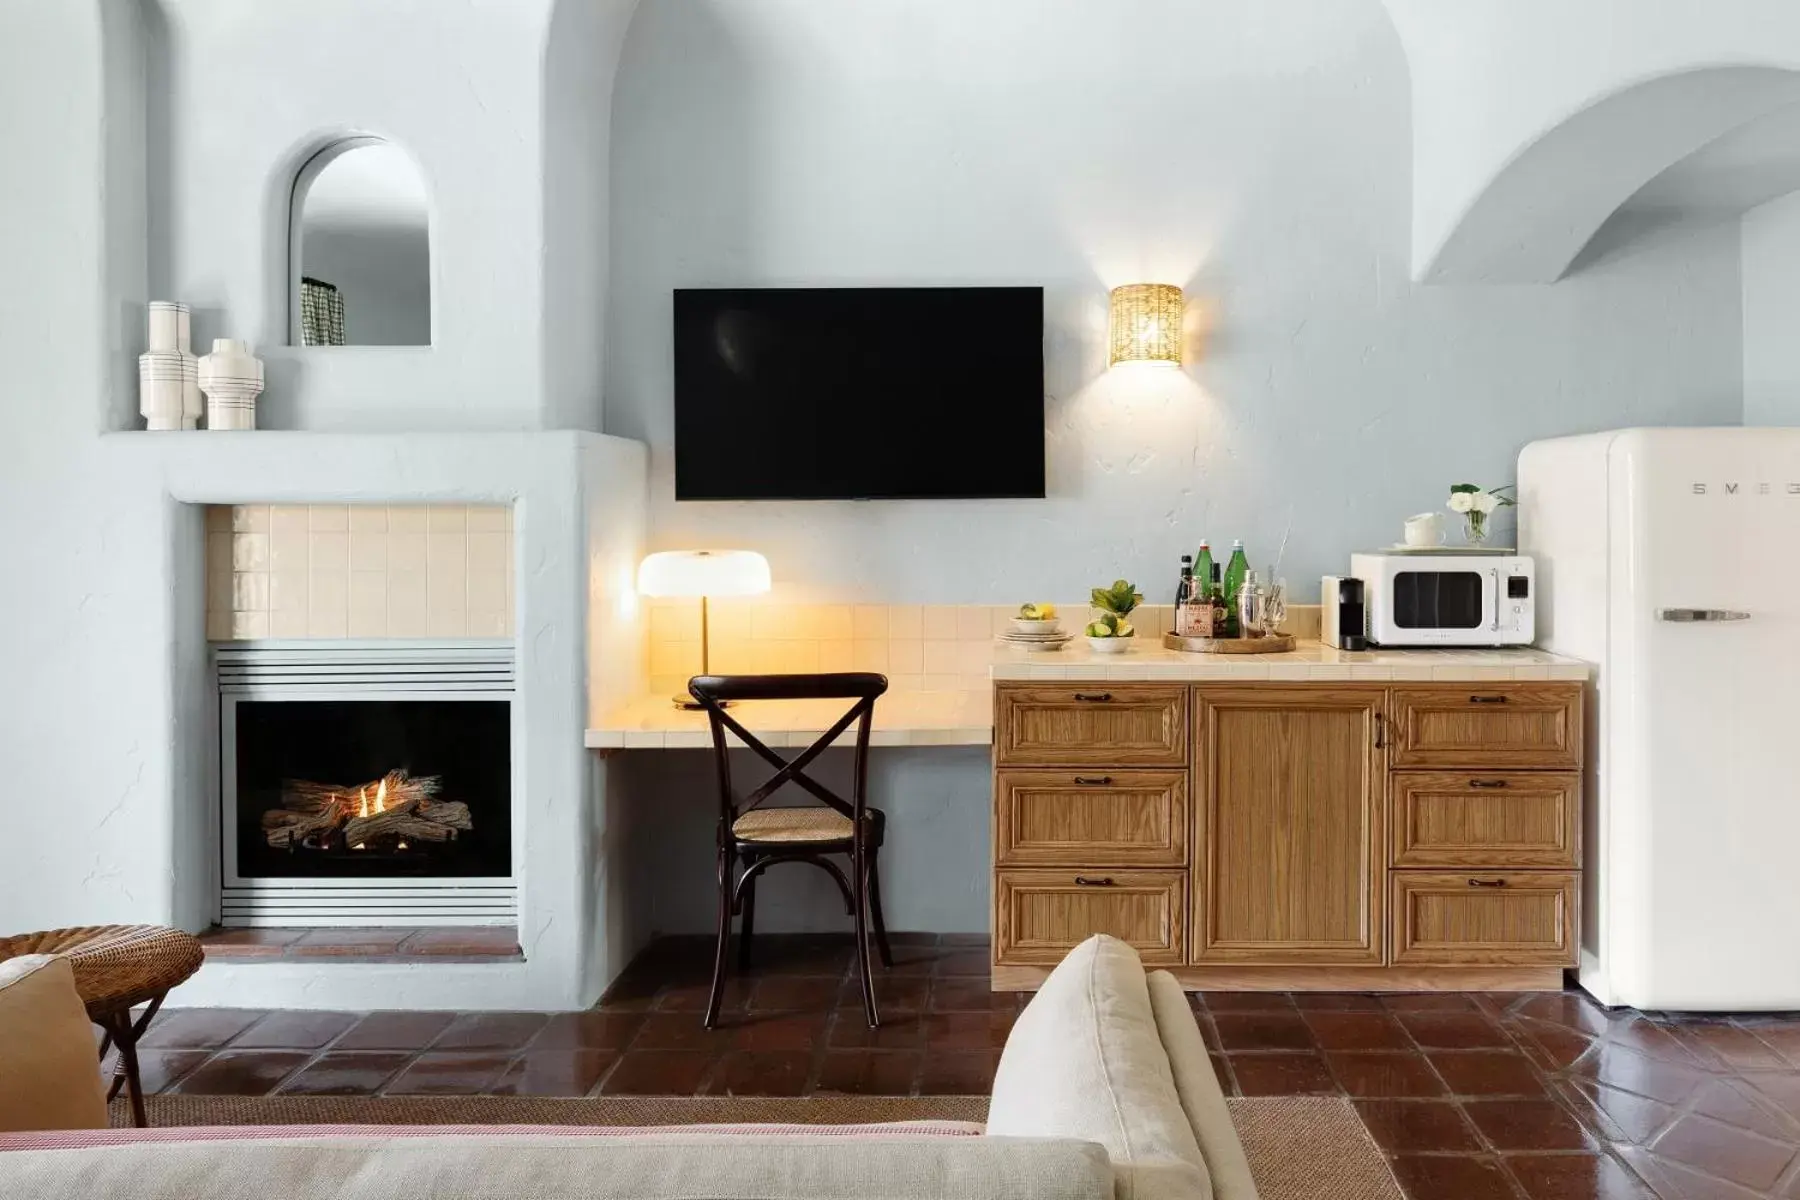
(999, 637, 1071, 653)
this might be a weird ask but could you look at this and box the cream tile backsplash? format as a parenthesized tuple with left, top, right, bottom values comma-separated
(644, 598, 1321, 698)
(206, 504, 514, 640)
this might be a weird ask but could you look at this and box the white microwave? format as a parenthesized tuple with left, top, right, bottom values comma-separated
(1348, 552, 1535, 647)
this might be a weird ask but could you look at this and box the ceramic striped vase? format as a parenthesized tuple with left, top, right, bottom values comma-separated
(198, 339, 264, 431)
(138, 301, 201, 431)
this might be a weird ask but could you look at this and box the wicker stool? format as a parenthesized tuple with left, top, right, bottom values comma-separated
(0, 925, 204, 1127)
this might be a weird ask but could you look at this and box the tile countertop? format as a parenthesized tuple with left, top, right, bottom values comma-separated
(585, 640, 1590, 750)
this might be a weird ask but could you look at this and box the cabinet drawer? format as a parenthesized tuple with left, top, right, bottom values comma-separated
(1388, 686, 1582, 769)
(995, 770, 1188, 867)
(1390, 772, 1580, 868)
(996, 686, 1188, 767)
(1390, 871, 1579, 966)
(994, 870, 1185, 965)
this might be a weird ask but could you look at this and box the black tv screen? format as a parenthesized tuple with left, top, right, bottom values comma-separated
(673, 287, 1045, 500)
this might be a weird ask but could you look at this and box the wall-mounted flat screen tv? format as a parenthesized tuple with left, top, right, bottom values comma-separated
(673, 286, 1045, 500)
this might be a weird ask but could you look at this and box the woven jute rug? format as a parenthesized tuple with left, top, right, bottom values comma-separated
(114, 1094, 1401, 1200)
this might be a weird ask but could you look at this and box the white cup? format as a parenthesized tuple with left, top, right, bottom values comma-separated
(1403, 512, 1445, 547)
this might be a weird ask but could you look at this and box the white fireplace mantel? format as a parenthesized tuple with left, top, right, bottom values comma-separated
(87, 430, 648, 1010)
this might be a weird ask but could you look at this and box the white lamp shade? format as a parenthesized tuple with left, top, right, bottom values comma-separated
(637, 549, 771, 598)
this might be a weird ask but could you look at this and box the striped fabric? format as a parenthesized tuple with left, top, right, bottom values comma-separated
(0, 1120, 985, 1152)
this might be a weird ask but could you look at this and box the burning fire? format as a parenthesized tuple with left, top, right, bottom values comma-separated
(354, 777, 390, 820)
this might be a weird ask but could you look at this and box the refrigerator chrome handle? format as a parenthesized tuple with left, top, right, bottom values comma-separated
(1658, 608, 1752, 623)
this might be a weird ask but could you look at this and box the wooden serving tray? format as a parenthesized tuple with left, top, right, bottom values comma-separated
(1163, 631, 1297, 655)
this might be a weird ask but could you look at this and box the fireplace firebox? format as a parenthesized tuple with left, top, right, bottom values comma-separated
(216, 643, 516, 926)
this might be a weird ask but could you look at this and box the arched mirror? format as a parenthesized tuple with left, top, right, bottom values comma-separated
(290, 139, 431, 346)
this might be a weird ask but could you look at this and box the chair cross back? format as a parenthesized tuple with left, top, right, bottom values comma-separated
(687, 674, 886, 824)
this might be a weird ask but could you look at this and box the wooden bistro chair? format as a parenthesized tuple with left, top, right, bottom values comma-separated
(687, 673, 894, 1029)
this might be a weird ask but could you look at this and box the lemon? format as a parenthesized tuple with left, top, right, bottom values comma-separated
(1085, 621, 1113, 637)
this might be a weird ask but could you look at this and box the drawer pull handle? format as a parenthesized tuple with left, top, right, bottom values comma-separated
(1467, 878, 1508, 888)
(1073, 776, 1114, 786)
(1073, 692, 1114, 703)
(1074, 875, 1116, 887)
(1469, 694, 1509, 704)
(1468, 779, 1509, 789)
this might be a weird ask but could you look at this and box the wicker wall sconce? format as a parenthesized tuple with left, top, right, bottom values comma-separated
(1108, 283, 1184, 368)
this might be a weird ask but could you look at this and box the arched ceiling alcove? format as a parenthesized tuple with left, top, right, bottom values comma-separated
(1381, 0, 1800, 283)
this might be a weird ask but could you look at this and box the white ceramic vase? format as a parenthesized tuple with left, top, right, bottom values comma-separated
(198, 338, 264, 431)
(139, 301, 200, 431)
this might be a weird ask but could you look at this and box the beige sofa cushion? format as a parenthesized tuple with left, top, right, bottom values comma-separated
(1147, 970, 1259, 1200)
(0, 955, 106, 1133)
(0, 1133, 1115, 1199)
(987, 935, 1211, 1200)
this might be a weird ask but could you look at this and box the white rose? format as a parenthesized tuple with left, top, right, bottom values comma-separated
(1447, 492, 1475, 514)
(1473, 491, 1500, 514)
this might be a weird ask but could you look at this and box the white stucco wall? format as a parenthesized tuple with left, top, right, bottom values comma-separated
(0, 0, 159, 935)
(608, 0, 1745, 603)
(1744, 190, 1800, 426)
(151, 0, 560, 431)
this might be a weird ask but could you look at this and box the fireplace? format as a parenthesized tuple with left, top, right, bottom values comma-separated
(217, 643, 516, 926)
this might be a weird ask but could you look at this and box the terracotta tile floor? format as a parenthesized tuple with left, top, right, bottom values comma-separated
(132, 934, 1800, 1199)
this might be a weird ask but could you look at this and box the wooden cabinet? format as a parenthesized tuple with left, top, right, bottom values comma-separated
(1192, 688, 1384, 964)
(1388, 685, 1582, 770)
(996, 686, 1188, 767)
(994, 870, 1186, 965)
(1390, 871, 1579, 965)
(990, 678, 1583, 990)
(1390, 772, 1580, 868)
(994, 770, 1187, 868)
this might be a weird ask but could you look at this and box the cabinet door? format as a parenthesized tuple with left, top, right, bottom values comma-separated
(1390, 772, 1580, 868)
(994, 769, 1188, 867)
(1390, 872, 1579, 965)
(1388, 686, 1582, 770)
(995, 686, 1188, 767)
(1194, 687, 1384, 964)
(994, 870, 1186, 965)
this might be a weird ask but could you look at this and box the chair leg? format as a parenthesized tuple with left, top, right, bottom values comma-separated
(866, 847, 894, 969)
(705, 847, 735, 1029)
(851, 844, 880, 1028)
(738, 863, 757, 972)
(102, 1009, 150, 1128)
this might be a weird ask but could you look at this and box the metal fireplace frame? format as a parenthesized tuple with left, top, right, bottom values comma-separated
(215, 641, 518, 927)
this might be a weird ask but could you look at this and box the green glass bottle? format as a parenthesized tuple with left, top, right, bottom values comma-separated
(1222, 539, 1250, 638)
(1194, 541, 1215, 607)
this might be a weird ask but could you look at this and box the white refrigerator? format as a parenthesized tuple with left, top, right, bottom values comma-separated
(1519, 427, 1800, 1011)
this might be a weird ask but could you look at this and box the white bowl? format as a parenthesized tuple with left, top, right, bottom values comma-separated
(1086, 635, 1133, 654)
(1010, 618, 1063, 635)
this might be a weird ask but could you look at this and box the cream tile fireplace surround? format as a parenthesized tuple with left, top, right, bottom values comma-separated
(96, 431, 647, 1011)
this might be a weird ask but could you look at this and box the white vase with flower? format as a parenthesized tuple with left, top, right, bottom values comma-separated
(1446, 483, 1514, 545)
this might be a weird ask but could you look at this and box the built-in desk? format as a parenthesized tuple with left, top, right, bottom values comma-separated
(586, 641, 1590, 750)
(585, 689, 993, 750)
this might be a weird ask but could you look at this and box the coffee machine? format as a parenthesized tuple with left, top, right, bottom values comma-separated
(1320, 576, 1367, 651)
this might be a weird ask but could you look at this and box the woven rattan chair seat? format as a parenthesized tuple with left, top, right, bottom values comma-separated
(0, 925, 204, 1017)
(732, 806, 878, 844)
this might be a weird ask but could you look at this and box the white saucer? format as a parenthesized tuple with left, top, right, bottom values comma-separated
(1381, 544, 1517, 555)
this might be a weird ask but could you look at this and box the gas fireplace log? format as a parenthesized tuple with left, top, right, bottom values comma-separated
(264, 807, 346, 848)
(417, 801, 472, 831)
(342, 810, 458, 846)
(279, 771, 443, 815)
